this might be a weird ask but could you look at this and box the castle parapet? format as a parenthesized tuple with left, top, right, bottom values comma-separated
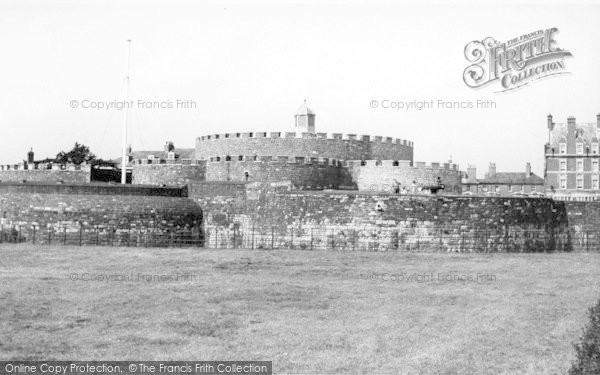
(196, 131, 414, 162)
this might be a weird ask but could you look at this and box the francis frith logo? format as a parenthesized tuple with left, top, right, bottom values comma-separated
(463, 28, 572, 92)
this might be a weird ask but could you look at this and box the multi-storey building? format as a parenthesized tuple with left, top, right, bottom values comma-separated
(544, 114, 600, 201)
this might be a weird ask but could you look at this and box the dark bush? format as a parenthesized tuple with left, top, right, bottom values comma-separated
(569, 298, 600, 374)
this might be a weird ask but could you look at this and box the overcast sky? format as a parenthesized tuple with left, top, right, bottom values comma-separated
(0, 0, 598, 176)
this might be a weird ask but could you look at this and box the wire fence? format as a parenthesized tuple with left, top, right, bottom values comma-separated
(202, 224, 581, 253)
(1, 222, 599, 252)
(0, 225, 203, 247)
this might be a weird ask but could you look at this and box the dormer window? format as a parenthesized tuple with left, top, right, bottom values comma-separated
(559, 143, 566, 154)
(576, 142, 584, 154)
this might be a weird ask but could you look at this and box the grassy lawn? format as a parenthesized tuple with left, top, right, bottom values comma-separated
(1, 244, 599, 374)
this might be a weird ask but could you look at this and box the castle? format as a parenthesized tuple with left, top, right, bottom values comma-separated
(130, 101, 462, 193)
(1, 107, 600, 253)
(4, 106, 600, 201)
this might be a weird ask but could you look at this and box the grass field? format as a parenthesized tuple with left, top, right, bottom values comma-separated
(1, 244, 599, 374)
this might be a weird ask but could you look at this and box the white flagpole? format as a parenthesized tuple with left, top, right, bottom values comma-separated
(121, 39, 132, 184)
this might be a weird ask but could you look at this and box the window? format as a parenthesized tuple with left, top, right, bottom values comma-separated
(577, 175, 584, 189)
(593, 178, 599, 190)
(482, 186, 488, 192)
(508, 185, 512, 192)
(560, 175, 567, 189)
(495, 186, 500, 193)
(577, 159, 584, 172)
(594, 160, 599, 172)
(593, 143, 599, 154)
(559, 143, 566, 154)
(560, 160, 567, 172)
(577, 142, 584, 154)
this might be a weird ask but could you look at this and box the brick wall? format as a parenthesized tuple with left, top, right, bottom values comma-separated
(132, 164, 206, 186)
(0, 183, 202, 246)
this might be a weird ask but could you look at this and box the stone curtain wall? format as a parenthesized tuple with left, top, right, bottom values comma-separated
(0, 169, 91, 183)
(204, 160, 356, 189)
(563, 201, 600, 251)
(191, 187, 573, 252)
(195, 133, 414, 162)
(4, 181, 598, 252)
(0, 182, 188, 196)
(349, 160, 463, 193)
(132, 164, 206, 186)
(0, 183, 202, 246)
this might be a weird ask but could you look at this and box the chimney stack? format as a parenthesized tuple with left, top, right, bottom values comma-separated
(488, 162, 496, 178)
(526, 162, 531, 177)
(597, 113, 600, 129)
(567, 116, 576, 134)
(547, 114, 554, 131)
(27, 148, 34, 164)
(467, 165, 477, 183)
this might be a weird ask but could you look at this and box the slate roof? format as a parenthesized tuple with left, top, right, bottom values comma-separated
(296, 100, 315, 116)
(549, 122, 599, 147)
(476, 172, 544, 185)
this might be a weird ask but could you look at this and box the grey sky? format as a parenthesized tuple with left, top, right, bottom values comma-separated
(0, 0, 598, 176)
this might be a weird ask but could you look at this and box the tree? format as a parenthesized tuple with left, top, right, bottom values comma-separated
(55, 142, 96, 165)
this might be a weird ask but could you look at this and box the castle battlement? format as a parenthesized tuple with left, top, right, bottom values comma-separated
(197, 132, 413, 146)
(1, 163, 91, 172)
(136, 158, 199, 165)
(347, 160, 459, 171)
